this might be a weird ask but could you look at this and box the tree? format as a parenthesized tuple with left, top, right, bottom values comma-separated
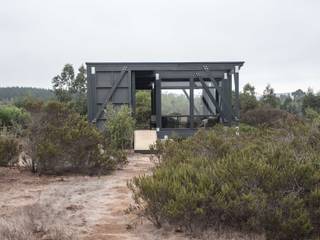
(72, 65, 87, 94)
(240, 83, 258, 112)
(243, 83, 256, 96)
(302, 89, 320, 113)
(52, 64, 75, 102)
(280, 96, 300, 114)
(292, 89, 305, 101)
(0, 87, 54, 101)
(52, 64, 87, 115)
(261, 84, 280, 108)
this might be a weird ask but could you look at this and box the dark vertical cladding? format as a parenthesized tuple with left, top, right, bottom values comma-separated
(86, 64, 94, 122)
(86, 62, 244, 137)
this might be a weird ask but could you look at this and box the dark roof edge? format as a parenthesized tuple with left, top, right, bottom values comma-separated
(85, 61, 245, 66)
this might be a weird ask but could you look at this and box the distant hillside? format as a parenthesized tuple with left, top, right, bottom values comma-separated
(0, 87, 55, 101)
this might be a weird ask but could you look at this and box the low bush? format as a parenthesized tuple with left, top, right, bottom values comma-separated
(0, 135, 20, 167)
(27, 101, 127, 175)
(0, 105, 30, 127)
(305, 107, 320, 123)
(241, 107, 302, 129)
(105, 105, 135, 150)
(14, 96, 44, 113)
(129, 124, 320, 239)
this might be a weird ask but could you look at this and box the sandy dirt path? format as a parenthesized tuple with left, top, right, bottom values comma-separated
(0, 154, 186, 240)
(0, 154, 262, 240)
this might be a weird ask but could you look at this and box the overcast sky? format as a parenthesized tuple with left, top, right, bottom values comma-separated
(0, 0, 319, 94)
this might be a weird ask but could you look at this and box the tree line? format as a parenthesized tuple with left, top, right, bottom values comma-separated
(240, 83, 320, 116)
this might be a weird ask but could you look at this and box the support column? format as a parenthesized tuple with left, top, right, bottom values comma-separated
(190, 77, 194, 128)
(129, 71, 135, 113)
(234, 66, 240, 121)
(128, 70, 135, 109)
(227, 72, 233, 123)
(221, 74, 228, 123)
(155, 73, 161, 131)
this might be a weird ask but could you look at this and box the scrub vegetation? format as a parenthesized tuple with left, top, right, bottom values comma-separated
(129, 121, 320, 239)
(0, 135, 19, 167)
(105, 104, 135, 150)
(128, 84, 320, 240)
(25, 101, 128, 175)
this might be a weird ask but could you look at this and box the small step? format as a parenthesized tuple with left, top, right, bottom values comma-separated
(134, 130, 157, 153)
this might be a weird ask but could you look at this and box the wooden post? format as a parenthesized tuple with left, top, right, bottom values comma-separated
(155, 73, 161, 131)
(234, 66, 240, 121)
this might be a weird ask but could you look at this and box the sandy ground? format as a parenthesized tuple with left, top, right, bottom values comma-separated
(0, 154, 188, 240)
(0, 154, 263, 240)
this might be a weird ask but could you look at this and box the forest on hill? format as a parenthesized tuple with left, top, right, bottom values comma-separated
(0, 87, 54, 101)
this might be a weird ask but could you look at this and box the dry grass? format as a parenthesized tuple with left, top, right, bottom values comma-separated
(200, 229, 265, 240)
(0, 204, 76, 240)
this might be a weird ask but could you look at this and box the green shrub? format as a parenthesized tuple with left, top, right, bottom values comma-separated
(0, 105, 30, 127)
(129, 125, 320, 239)
(105, 105, 135, 150)
(241, 107, 302, 129)
(0, 135, 19, 166)
(27, 101, 127, 175)
(14, 96, 44, 113)
(135, 91, 151, 129)
(305, 107, 320, 122)
(67, 94, 88, 116)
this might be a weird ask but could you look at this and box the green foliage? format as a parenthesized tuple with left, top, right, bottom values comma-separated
(0, 105, 30, 127)
(280, 91, 304, 116)
(260, 84, 280, 108)
(52, 64, 75, 102)
(14, 96, 44, 113)
(105, 105, 135, 149)
(129, 125, 320, 239)
(0, 135, 20, 166)
(302, 89, 320, 114)
(67, 94, 88, 116)
(71, 65, 87, 94)
(0, 87, 54, 102)
(52, 64, 87, 115)
(27, 101, 126, 175)
(305, 107, 320, 121)
(161, 92, 189, 116)
(240, 83, 259, 112)
(135, 91, 151, 129)
(241, 107, 302, 129)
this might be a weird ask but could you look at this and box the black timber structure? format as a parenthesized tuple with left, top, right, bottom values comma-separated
(86, 62, 244, 138)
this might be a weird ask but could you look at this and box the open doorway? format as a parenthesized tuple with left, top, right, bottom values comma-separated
(135, 90, 152, 129)
(133, 71, 155, 130)
(132, 71, 157, 152)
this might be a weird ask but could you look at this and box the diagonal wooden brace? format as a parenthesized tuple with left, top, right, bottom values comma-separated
(182, 89, 201, 115)
(93, 66, 128, 122)
(202, 66, 234, 123)
(196, 73, 221, 114)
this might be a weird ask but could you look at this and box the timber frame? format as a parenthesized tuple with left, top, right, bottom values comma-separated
(86, 62, 244, 138)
